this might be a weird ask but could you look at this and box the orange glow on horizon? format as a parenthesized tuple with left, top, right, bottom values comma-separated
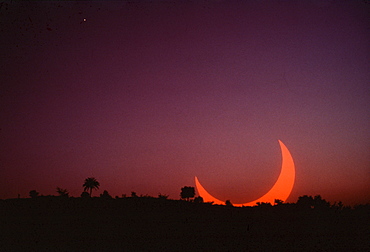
(195, 140, 295, 207)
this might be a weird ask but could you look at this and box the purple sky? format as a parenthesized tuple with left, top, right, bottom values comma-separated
(1, 1, 369, 205)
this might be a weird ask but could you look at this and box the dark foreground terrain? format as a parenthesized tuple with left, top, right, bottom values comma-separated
(1, 197, 369, 251)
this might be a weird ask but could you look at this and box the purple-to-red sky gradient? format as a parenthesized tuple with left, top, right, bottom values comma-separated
(1, 1, 369, 205)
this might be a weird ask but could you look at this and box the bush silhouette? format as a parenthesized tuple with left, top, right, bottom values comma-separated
(100, 190, 112, 199)
(225, 200, 233, 207)
(29, 190, 39, 198)
(80, 191, 90, 199)
(158, 193, 169, 199)
(194, 196, 204, 203)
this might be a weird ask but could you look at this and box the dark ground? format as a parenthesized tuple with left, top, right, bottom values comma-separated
(1, 197, 369, 251)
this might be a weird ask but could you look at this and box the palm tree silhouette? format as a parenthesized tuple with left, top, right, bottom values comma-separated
(83, 177, 100, 197)
(56, 187, 69, 198)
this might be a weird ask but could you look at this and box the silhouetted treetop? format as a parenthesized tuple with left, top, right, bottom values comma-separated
(180, 186, 195, 201)
(274, 199, 284, 206)
(83, 177, 100, 197)
(297, 195, 331, 209)
(56, 187, 69, 198)
(225, 200, 233, 207)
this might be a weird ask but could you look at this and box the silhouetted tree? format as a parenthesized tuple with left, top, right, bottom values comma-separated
(297, 195, 330, 209)
(80, 191, 90, 199)
(331, 201, 344, 211)
(83, 177, 100, 197)
(100, 190, 112, 199)
(313, 195, 330, 209)
(29, 190, 39, 198)
(274, 199, 284, 206)
(194, 196, 204, 203)
(225, 200, 233, 207)
(180, 186, 195, 201)
(56, 187, 69, 198)
(131, 191, 137, 197)
(297, 195, 314, 208)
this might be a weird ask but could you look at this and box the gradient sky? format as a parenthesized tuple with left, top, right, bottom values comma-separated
(1, 1, 369, 205)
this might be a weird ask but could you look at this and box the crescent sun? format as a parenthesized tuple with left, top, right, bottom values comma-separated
(195, 140, 295, 207)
